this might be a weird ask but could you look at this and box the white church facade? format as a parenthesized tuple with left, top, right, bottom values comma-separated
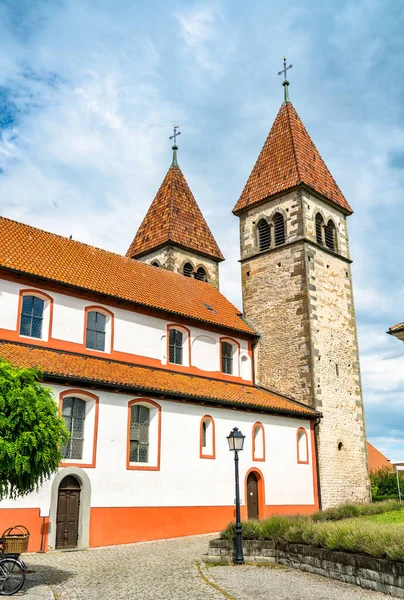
(0, 82, 369, 552)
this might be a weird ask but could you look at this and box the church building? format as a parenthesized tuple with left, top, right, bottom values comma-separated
(0, 74, 370, 552)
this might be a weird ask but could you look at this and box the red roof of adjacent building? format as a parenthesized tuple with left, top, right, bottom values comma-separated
(233, 102, 352, 215)
(0, 217, 253, 335)
(367, 442, 392, 472)
(389, 322, 404, 333)
(0, 342, 319, 417)
(126, 155, 224, 261)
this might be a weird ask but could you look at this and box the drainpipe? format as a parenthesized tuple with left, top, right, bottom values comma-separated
(313, 417, 322, 511)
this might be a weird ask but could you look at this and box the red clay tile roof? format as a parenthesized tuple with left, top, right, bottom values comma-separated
(389, 322, 404, 333)
(0, 217, 253, 335)
(233, 102, 352, 215)
(0, 342, 319, 417)
(367, 442, 392, 472)
(126, 161, 224, 261)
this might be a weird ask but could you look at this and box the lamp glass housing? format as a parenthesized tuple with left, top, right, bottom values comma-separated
(227, 427, 245, 452)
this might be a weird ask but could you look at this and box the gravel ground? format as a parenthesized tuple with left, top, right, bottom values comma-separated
(208, 563, 392, 600)
(10, 535, 392, 599)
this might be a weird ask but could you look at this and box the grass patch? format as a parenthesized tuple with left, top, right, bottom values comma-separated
(365, 511, 404, 524)
(220, 501, 404, 561)
(311, 499, 403, 521)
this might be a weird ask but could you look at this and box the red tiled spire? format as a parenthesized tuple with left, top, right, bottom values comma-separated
(233, 102, 352, 215)
(126, 150, 224, 261)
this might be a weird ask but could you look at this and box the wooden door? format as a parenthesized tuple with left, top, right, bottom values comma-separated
(247, 472, 258, 519)
(56, 476, 81, 549)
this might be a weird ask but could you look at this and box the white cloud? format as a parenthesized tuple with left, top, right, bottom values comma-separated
(176, 5, 234, 77)
(361, 352, 404, 395)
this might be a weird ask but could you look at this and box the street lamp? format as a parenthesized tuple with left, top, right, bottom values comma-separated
(227, 427, 245, 565)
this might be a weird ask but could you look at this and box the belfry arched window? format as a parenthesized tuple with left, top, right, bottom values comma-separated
(183, 262, 194, 277)
(194, 267, 207, 282)
(315, 213, 324, 245)
(325, 220, 337, 251)
(273, 212, 285, 246)
(257, 219, 271, 251)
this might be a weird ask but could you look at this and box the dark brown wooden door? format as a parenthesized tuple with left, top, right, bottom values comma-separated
(247, 472, 258, 519)
(56, 476, 81, 549)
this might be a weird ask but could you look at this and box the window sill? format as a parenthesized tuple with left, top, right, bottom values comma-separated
(85, 346, 109, 354)
(59, 460, 96, 469)
(20, 333, 44, 341)
(127, 463, 160, 471)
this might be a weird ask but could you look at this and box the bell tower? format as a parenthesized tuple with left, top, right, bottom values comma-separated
(234, 63, 370, 508)
(126, 126, 224, 288)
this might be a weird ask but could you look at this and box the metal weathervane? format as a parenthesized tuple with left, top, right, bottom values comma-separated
(278, 57, 293, 103)
(169, 124, 181, 167)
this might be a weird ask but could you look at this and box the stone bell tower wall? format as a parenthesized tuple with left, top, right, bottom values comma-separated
(239, 187, 370, 507)
(302, 191, 370, 507)
(240, 189, 314, 405)
(136, 245, 220, 289)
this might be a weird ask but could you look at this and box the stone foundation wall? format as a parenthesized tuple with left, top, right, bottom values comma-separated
(206, 539, 404, 598)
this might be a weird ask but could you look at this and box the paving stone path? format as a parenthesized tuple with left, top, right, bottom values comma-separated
(21, 535, 223, 600)
(19, 535, 391, 599)
(206, 563, 391, 600)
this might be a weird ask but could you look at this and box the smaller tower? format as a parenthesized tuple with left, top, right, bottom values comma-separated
(126, 126, 224, 288)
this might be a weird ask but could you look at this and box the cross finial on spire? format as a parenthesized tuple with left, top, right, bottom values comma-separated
(169, 124, 181, 166)
(278, 57, 293, 104)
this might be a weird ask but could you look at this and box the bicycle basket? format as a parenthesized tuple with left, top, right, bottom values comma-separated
(2, 525, 30, 554)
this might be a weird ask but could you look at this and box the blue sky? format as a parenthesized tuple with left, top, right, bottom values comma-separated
(0, 0, 403, 460)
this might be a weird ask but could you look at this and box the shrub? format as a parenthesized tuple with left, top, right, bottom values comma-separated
(370, 467, 403, 500)
(220, 501, 404, 560)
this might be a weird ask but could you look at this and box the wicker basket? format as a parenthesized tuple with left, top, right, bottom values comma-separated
(2, 526, 30, 555)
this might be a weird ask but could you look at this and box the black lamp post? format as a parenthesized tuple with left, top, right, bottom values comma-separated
(227, 427, 245, 565)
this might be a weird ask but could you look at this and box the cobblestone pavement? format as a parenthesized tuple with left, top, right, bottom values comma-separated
(21, 534, 223, 600)
(208, 563, 391, 600)
(18, 536, 391, 600)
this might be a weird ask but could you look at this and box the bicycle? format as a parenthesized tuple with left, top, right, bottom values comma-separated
(0, 555, 25, 596)
(0, 527, 29, 596)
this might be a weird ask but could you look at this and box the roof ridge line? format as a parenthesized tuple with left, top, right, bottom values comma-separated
(285, 103, 301, 183)
(168, 163, 178, 241)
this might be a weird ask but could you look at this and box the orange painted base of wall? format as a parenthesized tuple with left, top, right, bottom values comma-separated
(0, 509, 48, 553)
(89, 503, 319, 548)
(90, 506, 236, 547)
(0, 504, 319, 552)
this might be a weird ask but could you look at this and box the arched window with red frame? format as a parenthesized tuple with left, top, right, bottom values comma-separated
(200, 415, 215, 459)
(297, 427, 309, 464)
(252, 422, 265, 461)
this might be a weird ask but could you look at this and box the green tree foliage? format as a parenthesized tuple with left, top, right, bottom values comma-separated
(0, 359, 70, 500)
(370, 466, 404, 500)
